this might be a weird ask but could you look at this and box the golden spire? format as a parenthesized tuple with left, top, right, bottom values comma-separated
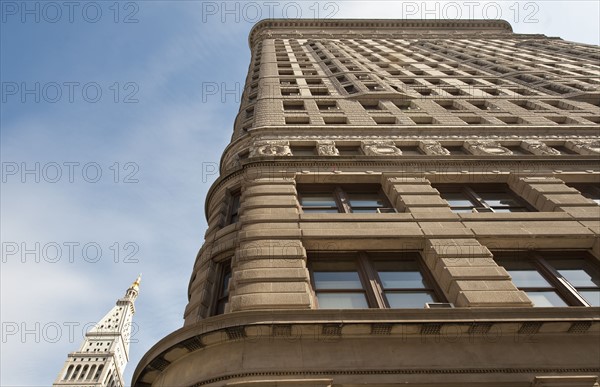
(131, 273, 142, 289)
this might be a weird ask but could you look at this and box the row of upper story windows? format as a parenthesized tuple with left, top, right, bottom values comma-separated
(210, 250, 600, 316)
(281, 99, 599, 123)
(222, 183, 599, 225)
(295, 183, 599, 214)
(273, 37, 596, 64)
(271, 45, 598, 86)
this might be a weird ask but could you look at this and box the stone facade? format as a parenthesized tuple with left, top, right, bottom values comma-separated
(132, 19, 600, 387)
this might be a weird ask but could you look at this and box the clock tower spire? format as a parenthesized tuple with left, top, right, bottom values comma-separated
(52, 275, 141, 386)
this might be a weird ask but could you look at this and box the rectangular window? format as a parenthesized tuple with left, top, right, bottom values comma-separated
(214, 261, 232, 315)
(298, 184, 393, 213)
(309, 252, 444, 309)
(317, 101, 338, 111)
(435, 184, 533, 213)
(494, 251, 600, 307)
(226, 190, 241, 224)
(290, 146, 316, 156)
(283, 101, 305, 111)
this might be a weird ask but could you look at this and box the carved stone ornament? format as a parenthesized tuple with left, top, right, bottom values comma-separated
(418, 140, 450, 156)
(520, 140, 560, 156)
(249, 140, 292, 158)
(565, 140, 600, 155)
(464, 140, 513, 156)
(361, 140, 402, 156)
(229, 154, 241, 169)
(317, 140, 339, 156)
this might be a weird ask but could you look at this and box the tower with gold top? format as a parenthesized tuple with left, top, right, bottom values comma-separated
(53, 275, 141, 387)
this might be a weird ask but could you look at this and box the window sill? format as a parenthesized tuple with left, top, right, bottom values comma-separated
(300, 213, 413, 222)
(456, 212, 573, 221)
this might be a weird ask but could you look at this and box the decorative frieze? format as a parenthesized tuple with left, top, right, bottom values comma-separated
(464, 140, 513, 156)
(520, 140, 561, 156)
(361, 140, 402, 156)
(250, 140, 293, 158)
(316, 140, 339, 156)
(566, 140, 600, 155)
(419, 140, 451, 156)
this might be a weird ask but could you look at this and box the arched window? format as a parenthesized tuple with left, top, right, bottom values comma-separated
(103, 369, 112, 384)
(87, 364, 97, 380)
(79, 365, 89, 380)
(94, 364, 104, 381)
(62, 365, 74, 380)
(71, 365, 81, 380)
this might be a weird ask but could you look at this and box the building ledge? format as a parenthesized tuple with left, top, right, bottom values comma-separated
(249, 19, 514, 47)
(132, 308, 599, 386)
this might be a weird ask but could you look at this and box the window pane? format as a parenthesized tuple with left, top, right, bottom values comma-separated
(216, 300, 228, 315)
(579, 290, 600, 307)
(479, 192, 521, 207)
(302, 208, 340, 213)
(440, 192, 475, 208)
(500, 260, 552, 288)
(221, 272, 231, 297)
(347, 193, 384, 208)
(550, 259, 600, 288)
(375, 260, 428, 289)
(385, 291, 436, 308)
(527, 291, 568, 307)
(493, 207, 528, 213)
(350, 208, 381, 213)
(301, 194, 337, 207)
(316, 292, 368, 308)
(313, 271, 363, 290)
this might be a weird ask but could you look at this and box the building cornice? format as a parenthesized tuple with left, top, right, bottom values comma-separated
(132, 308, 599, 386)
(249, 18, 514, 47)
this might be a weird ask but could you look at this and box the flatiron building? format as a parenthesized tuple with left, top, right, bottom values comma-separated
(133, 19, 600, 387)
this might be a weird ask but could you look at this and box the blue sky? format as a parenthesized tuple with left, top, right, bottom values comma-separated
(1, 1, 598, 385)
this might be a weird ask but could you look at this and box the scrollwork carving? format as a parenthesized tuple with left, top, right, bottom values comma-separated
(565, 140, 600, 155)
(419, 140, 450, 156)
(464, 140, 513, 156)
(249, 140, 292, 158)
(317, 140, 339, 156)
(520, 140, 560, 156)
(361, 140, 402, 156)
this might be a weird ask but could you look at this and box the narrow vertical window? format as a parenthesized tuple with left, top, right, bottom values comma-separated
(226, 190, 241, 225)
(215, 261, 232, 315)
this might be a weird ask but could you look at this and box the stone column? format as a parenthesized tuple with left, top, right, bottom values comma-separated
(228, 174, 312, 311)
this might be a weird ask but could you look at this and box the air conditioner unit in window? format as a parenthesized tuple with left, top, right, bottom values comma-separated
(425, 303, 454, 308)
(377, 208, 398, 213)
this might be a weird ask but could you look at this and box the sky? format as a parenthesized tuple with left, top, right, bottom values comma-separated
(0, 1, 598, 385)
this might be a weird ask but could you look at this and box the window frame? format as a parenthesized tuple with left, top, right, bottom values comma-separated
(494, 251, 600, 307)
(308, 251, 446, 309)
(225, 189, 241, 225)
(435, 184, 534, 213)
(212, 260, 232, 316)
(297, 184, 394, 214)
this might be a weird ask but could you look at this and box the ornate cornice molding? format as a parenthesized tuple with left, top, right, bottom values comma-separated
(249, 19, 514, 47)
